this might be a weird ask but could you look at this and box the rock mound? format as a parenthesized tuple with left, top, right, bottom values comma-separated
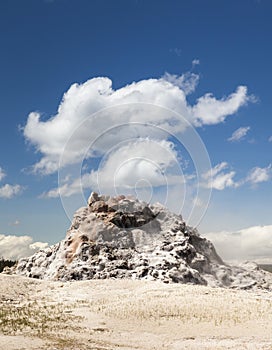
(15, 193, 272, 289)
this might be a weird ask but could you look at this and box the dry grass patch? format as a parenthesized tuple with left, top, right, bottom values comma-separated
(86, 283, 272, 326)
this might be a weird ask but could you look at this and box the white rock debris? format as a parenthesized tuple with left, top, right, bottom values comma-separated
(14, 192, 272, 289)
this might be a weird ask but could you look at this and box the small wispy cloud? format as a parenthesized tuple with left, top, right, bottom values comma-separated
(202, 162, 271, 191)
(162, 72, 199, 95)
(268, 136, 272, 142)
(0, 166, 25, 199)
(0, 167, 6, 182)
(0, 184, 24, 199)
(246, 164, 272, 185)
(169, 48, 182, 56)
(228, 126, 250, 142)
(202, 162, 239, 190)
(192, 59, 200, 67)
(9, 219, 20, 226)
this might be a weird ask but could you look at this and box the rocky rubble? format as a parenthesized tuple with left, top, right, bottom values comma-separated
(14, 193, 272, 289)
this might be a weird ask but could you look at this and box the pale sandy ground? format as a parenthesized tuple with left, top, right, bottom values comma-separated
(0, 274, 272, 350)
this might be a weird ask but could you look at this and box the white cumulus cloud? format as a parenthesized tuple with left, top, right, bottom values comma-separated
(0, 234, 48, 260)
(44, 139, 186, 198)
(192, 86, 249, 126)
(23, 75, 251, 175)
(228, 126, 250, 142)
(204, 225, 272, 263)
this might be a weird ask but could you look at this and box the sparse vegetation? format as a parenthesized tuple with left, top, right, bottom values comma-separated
(1, 277, 272, 349)
(0, 296, 85, 348)
(0, 258, 16, 273)
(86, 282, 272, 326)
(0, 302, 70, 335)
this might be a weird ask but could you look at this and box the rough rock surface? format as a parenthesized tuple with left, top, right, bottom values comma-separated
(14, 193, 272, 289)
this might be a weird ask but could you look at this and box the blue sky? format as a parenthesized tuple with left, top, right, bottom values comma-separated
(0, 0, 271, 262)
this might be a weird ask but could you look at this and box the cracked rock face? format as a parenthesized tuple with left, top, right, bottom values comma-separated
(15, 193, 272, 290)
